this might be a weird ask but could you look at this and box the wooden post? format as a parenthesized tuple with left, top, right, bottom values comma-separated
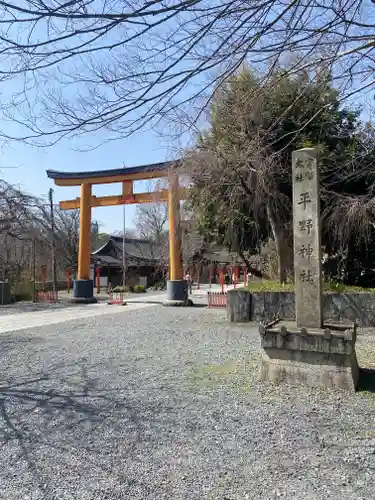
(96, 266, 101, 294)
(243, 265, 247, 287)
(122, 181, 133, 197)
(78, 183, 92, 280)
(41, 265, 47, 291)
(49, 188, 57, 294)
(167, 174, 183, 281)
(32, 237, 36, 302)
(219, 270, 224, 293)
(66, 270, 71, 293)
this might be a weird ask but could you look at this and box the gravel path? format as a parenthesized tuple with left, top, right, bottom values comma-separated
(1, 306, 375, 499)
(0, 301, 71, 316)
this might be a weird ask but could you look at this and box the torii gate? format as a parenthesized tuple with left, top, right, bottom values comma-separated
(46, 160, 189, 304)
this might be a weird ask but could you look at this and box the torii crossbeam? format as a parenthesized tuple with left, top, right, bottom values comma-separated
(47, 160, 189, 304)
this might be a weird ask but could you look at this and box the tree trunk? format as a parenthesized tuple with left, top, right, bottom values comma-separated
(267, 203, 288, 284)
(278, 239, 289, 284)
(238, 250, 265, 279)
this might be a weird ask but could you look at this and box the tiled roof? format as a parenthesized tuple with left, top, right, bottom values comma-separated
(92, 235, 162, 266)
(47, 160, 180, 181)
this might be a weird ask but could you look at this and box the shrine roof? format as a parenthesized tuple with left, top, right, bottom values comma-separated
(92, 235, 161, 266)
(47, 159, 181, 186)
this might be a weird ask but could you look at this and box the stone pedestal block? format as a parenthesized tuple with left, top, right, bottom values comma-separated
(163, 280, 189, 306)
(259, 321, 359, 391)
(71, 279, 97, 304)
(226, 289, 251, 322)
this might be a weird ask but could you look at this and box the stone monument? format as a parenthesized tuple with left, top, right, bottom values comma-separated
(293, 148, 323, 329)
(259, 148, 359, 391)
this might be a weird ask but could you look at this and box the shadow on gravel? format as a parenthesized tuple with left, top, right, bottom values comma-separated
(0, 352, 153, 499)
(357, 367, 375, 392)
(0, 334, 44, 353)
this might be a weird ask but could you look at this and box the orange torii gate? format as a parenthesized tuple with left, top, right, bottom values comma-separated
(47, 160, 189, 304)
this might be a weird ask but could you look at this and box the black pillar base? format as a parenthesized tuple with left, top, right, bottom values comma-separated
(70, 279, 97, 304)
(163, 280, 190, 307)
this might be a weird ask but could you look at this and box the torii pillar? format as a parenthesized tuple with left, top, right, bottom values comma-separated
(73, 182, 97, 303)
(164, 172, 188, 305)
(46, 161, 189, 305)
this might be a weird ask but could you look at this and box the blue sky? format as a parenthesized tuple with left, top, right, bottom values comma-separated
(0, 80, 371, 236)
(0, 128, 179, 233)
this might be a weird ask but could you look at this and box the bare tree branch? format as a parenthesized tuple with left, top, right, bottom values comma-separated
(0, 1, 369, 145)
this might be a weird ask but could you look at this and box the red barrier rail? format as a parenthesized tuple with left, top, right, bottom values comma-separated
(36, 291, 58, 303)
(108, 292, 125, 304)
(207, 291, 227, 308)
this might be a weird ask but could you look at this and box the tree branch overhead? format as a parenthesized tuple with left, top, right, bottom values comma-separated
(0, 0, 371, 144)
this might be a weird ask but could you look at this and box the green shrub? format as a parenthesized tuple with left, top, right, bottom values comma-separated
(112, 285, 129, 293)
(323, 280, 375, 293)
(112, 284, 147, 293)
(12, 282, 34, 302)
(14, 292, 32, 302)
(246, 280, 294, 292)
(244, 280, 375, 293)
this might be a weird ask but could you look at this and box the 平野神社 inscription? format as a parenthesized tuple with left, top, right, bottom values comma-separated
(298, 218, 313, 234)
(299, 269, 314, 283)
(292, 148, 323, 328)
(298, 244, 313, 260)
(298, 192, 312, 209)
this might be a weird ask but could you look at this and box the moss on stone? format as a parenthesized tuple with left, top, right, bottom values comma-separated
(234, 280, 375, 293)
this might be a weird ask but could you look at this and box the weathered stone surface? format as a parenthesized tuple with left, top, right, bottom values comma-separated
(260, 323, 356, 354)
(292, 148, 323, 328)
(226, 289, 251, 322)
(227, 290, 375, 326)
(250, 291, 295, 323)
(259, 322, 359, 391)
(0, 282, 11, 305)
(324, 292, 375, 326)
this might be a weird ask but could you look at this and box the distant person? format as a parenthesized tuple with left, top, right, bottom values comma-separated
(185, 273, 192, 294)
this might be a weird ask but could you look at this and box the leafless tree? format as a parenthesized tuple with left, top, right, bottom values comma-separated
(0, 179, 103, 287)
(34, 200, 107, 273)
(0, 1, 371, 145)
(0, 181, 35, 237)
(133, 204, 168, 244)
(0, 181, 41, 285)
(31, 201, 79, 270)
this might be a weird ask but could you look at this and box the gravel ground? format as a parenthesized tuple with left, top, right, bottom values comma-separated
(0, 301, 73, 316)
(1, 306, 375, 500)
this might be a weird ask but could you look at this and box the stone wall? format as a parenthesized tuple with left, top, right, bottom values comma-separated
(227, 290, 375, 326)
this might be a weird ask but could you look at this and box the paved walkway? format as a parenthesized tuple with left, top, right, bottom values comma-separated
(0, 302, 156, 333)
(124, 284, 235, 304)
(0, 283, 235, 334)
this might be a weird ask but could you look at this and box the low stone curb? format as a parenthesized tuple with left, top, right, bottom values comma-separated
(227, 290, 375, 326)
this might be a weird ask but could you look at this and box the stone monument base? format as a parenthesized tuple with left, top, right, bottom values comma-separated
(162, 280, 189, 307)
(259, 320, 359, 391)
(70, 279, 97, 304)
